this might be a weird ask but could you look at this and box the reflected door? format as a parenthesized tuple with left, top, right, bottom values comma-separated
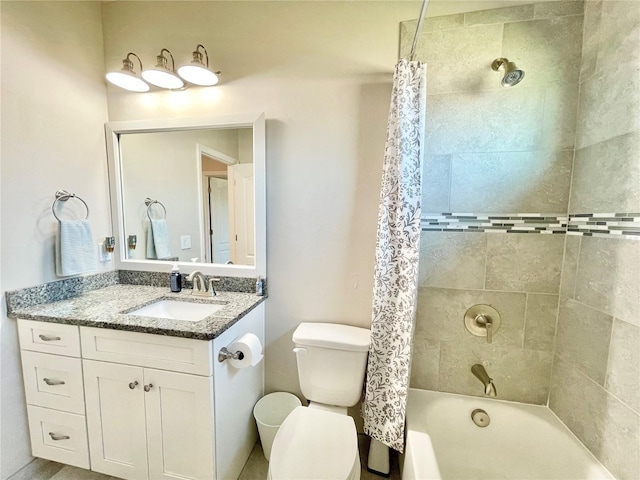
(229, 164, 255, 266)
(209, 177, 231, 264)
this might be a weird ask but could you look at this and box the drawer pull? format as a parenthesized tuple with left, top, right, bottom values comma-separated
(144, 383, 153, 392)
(129, 381, 139, 390)
(43, 378, 66, 386)
(48, 432, 70, 441)
(38, 334, 61, 342)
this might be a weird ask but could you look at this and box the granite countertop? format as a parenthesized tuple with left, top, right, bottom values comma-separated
(8, 284, 266, 340)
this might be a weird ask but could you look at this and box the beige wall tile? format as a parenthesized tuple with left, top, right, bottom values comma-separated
(485, 234, 564, 293)
(450, 150, 572, 213)
(409, 337, 440, 390)
(464, 5, 535, 26)
(415, 287, 526, 347)
(569, 132, 640, 214)
(576, 63, 640, 149)
(503, 15, 584, 87)
(422, 154, 451, 212)
(575, 236, 640, 327)
(596, 0, 640, 77)
(605, 319, 640, 413)
(413, 24, 502, 94)
(534, 1, 584, 19)
(580, 0, 602, 81)
(549, 356, 640, 480)
(418, 232, 486, 289)
(555, 297, 613, 384)
(439, 342, 552, 404)
(541, 84, 579, 149)
(422, 13, 465, 32)
(426, 88, 544, 155)
(560, 235, 580, 299)
(524, 294, 559, 351)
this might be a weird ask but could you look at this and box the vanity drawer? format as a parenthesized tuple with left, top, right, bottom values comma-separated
(21, 351, 85, 414)
(27, 405, 89, 469)
(18, 319, 81, 358)
(80, 327, 212, 376)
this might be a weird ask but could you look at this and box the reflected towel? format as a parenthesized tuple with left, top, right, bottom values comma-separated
(146, 218, 171, 259)
(55, 220, 97, 277)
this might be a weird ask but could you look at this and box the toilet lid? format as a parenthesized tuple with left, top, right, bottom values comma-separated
(270, 406, 358, 479)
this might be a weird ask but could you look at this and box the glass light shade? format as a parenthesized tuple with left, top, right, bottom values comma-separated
(177, 64, 219, 86)
(141, 68, 185, 89)
(106, 71, 149, 92)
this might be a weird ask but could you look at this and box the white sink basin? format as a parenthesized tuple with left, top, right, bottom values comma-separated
(128, 300, 225, 322)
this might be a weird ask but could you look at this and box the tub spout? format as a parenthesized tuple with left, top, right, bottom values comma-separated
(471, 364, 497, 397)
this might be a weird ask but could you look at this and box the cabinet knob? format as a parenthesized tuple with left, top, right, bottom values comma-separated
(38, 334, 61, 342)
(144, 383, 153, 392)
(48, 432, 70, 441)
(43, 378, 65, 386)
(129, 381, 139, 390)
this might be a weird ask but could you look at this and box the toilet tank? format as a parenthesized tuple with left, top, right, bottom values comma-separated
(293, 323, 371, 407)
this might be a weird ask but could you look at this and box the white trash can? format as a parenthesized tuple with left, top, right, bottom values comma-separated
(253, 392, 302, 461)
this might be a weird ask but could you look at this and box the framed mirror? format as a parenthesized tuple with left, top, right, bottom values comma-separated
(105, 112, 265, 278)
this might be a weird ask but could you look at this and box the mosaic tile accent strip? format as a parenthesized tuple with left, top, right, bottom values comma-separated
(421, 213, 568, 234)
(567, 213, 640, 237)
(421, 213, 640, 240)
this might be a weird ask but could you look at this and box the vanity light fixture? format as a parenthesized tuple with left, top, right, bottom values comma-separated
(105, 53, 150, 92)
(141, 48, 185, 89)
(177, 44, 221, 87)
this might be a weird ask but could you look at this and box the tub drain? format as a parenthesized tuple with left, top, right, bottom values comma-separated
(471, 408, 490, 427)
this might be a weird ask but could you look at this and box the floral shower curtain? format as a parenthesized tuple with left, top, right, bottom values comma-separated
(362, 58, 426, 453)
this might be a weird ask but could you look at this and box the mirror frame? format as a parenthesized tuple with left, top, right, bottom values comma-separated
(105, 112, 266, 278)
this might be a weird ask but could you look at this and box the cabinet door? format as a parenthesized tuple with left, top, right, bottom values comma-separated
(83, 360, 148, 480)
(144, 369, 215, 480)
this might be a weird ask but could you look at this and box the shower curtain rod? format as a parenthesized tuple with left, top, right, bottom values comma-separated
(409, 0, 430, 61)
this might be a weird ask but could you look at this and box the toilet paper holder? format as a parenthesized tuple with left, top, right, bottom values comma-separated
(218, 347, 245, 363)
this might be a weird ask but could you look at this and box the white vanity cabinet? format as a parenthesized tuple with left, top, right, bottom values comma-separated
(18, 320, 90, 469)
(83, 360, 214, 480)
(17, 302, 265, 480)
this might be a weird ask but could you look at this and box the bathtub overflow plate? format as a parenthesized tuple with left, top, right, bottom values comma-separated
(471, 408, 490, 427)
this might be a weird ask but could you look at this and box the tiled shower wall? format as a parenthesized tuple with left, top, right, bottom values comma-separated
(400, 2, 584, 405)
(548, 2, 640, 479)
(402, 1, 639, 478)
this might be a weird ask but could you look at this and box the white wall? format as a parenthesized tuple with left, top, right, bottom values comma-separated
(0, 3, 111, 477)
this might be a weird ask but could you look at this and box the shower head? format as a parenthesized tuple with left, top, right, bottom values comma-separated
(491, 58, 525, 87)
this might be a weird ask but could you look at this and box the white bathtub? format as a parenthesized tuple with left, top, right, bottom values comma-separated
(403, 389, 614, 480)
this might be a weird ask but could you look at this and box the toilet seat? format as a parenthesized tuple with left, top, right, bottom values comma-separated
(269, 406, 360, 480)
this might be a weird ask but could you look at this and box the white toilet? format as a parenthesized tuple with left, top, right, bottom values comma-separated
(268, 322, 371, 480)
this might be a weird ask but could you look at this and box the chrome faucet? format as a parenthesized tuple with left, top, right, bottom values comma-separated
(471, 364, 497, 397)
(187, 271, 218, 297)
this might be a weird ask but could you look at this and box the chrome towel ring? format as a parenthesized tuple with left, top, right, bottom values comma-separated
(51, 190, 89, 222)
(145, 197, 167, 220)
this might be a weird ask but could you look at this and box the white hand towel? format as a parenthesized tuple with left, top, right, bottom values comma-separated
(55, 220, 97, 277)
(148, 218, 171, 259)
(146, 221, 156, 259)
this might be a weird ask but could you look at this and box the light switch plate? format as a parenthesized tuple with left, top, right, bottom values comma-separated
(180, 235, 191, 250)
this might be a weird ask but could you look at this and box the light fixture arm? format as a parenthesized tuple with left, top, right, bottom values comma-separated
(195, 44, 209, 68)
(124, 52, 144, 73)
(157, 48, 177, 72)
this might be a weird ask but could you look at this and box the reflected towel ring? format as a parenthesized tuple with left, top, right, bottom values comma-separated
(145, 197, 167, 220)
(51, 190, 90, 222)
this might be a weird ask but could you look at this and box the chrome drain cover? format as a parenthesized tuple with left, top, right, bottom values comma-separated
(471, 408, 490, 427)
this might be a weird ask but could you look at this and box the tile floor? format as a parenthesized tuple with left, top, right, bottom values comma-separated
(8, 435, 401, 480)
